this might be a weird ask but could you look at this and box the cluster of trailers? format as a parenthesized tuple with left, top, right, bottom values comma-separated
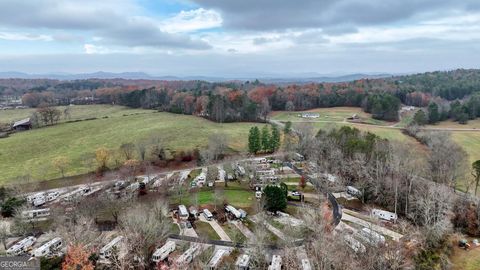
(6, 236, 63, 258)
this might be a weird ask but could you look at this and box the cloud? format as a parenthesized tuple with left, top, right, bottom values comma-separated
(0, 0, 211, 50)
(161, 8, 222, 33)
(0, 32, 52, 41)
(191, 0, 480, 31)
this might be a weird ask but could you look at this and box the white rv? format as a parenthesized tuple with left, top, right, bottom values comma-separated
(256, 169, 275, 176)
(152, 241, 176, 263)
(6, 236, 36, 256)
(225, 205, 242, 219)
(252, 158, 267, 164)
(235, 165, 246, 176)
(33, 237, 63, 257)
(357, 228, 385, 246)
(344, 234, 366, 253)
(203, 209, 213, 220)
(301, 259, 312, 270)
(346, 186, 362, 197)
(217, 168, 226, 181)
(99, 236, 124, 260)
(46, 191, 60, 202)
(178, 205, 189, 220)
(207, 249, 229, 269)
(175, 244, 200, 266)
(371, 209, 397, 222)
(27, 193, 44, 204)
(22, 208, 51, 219)
(268, 255, 282, 270)
(235, 254, 250, 270)
(33, 197, 46, 207)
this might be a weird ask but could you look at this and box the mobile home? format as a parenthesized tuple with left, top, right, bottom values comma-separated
(33, 197, 46, 207)
(207, 249, 229, 269)
(301, 259, 312, 270)
(152, 241, 176, 263)
(203, 209, 213, 220)
(225, 205, 242, 219)
(99, 236, 124, 260)
(357, 228, 385, 246)
(371, 209, 397, 222)
(22, 208, 51, 219)
(346, 186, 362, 197)
(344, 234, 366, 253)
(175, 244, 200, 266)
(178, 205, 189, 220)
(33, 237, 62, 257)
(235, 254, 250, 270)
(46, 191, 60, 202)
(6, 236, 36, 256)
(268, 255, 282, 270)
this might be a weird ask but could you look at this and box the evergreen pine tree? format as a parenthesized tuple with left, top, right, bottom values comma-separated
(270, 125, 281, 152)
(248, 126, 261, 154)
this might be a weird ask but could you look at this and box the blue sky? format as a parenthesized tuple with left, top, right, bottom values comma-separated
(0, 0, 479, 77)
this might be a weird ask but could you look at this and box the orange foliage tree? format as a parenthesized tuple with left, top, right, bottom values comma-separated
(61, 244, 94, 270)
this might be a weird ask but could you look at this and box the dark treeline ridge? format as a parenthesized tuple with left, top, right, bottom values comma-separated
(2, 69, 480, 123)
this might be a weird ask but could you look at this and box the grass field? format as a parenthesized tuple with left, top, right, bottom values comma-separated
(0, 105, 151, 124)
(195, 221, 221, 240)
(428, 119, 480, 129)
(0, 106, 265, 183)
(271, 107, 391, 125)
(451, 132, 480, 164)
(173, 185, 255, 209)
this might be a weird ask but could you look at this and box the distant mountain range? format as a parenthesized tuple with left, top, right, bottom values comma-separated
(0, 71, 393, 83)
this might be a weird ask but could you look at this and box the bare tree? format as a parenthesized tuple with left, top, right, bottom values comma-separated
(120, 142, 135, 160)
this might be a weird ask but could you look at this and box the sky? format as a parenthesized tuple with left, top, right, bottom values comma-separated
(0, 0, 479, 77)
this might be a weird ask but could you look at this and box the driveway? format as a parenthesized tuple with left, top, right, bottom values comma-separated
(198, 215, 231, 241)
(231, 220, 255, 240)
(341, 212, 403, 241)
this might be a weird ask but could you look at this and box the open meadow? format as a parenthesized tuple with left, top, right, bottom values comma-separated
(0, 105, 265, 183)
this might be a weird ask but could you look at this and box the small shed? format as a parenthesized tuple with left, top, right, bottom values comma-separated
(12, 118, 31, 131)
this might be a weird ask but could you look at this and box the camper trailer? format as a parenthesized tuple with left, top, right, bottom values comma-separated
(301, 259, 312, 270)
(344, 234, 366, 253)
(225, 205, 242, 219)
(346, 186, 362, 197)
(22, 208, 51, 219)
(203, 209, 213, 220)
(46, 191, 60, 202)
(294, 153, 305, 161)
(6, 236, 36, 256)
(371, 209, 397, 222)
(252, 158, 267, 164)
(178, 205, 189, 220)
(357, 228, 385, 246)
(99, 236, 124, 260)
(268, 255, 282, 270)
(217, 168, 226, 181)
(175, 244, 200, 266)
(207, 249, 229, 269)
(235, 165, 246, 176)
(33, 197, 46, 207)
(256, 169, 275, 177)
(27, 193, 44, 204)
(152, 241, 176, 262)
(235, 254, 250, 270)
(33, 237, 63, 257)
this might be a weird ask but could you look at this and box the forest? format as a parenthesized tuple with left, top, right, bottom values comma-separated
(2, 69, 480, 124)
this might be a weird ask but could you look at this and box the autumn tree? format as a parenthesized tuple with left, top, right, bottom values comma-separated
(119, 143, 135, 160)
(62, 244, 94, 270)
(52, 156, 70, 178)
(95, 147, 110, 172)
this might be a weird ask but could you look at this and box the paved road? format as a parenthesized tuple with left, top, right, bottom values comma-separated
(198, 215, 231, 241)
(231, 220, 255, 240)
(341, 212, 403, 241)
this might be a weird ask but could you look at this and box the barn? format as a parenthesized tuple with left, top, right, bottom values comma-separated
(12, 118, 32, 131)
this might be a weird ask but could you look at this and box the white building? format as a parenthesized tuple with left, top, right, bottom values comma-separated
(178, 205, 189, 220)
(235, 254, 250, 270)
(99, 236, 124, 260)
(268, 255, 282, 270)
(152, 241, 176, 263)
(301, 259, 312, 270)
(207, 249, 229, 269)
(371, 209, 397, 222)
(33, 237, 62, 257)
(6, 236, 36, 256)
(22, 208, 50, 220)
